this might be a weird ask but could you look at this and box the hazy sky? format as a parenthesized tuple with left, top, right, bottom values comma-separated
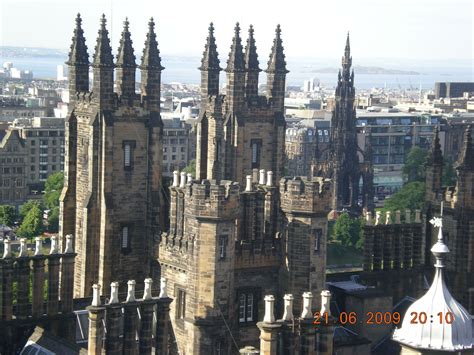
(0, 0, 473, 62)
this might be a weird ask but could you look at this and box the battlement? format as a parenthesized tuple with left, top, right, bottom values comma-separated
(363, 209, 423, 272)
(279, 176, 331, 214)
(0, 236, 76, 353)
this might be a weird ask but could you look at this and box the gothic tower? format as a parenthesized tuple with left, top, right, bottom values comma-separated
(425, 126, 443, 202)
(195, 24, 287, 185)
(60, 15, 164, 297)
(314, 34, 372, 213)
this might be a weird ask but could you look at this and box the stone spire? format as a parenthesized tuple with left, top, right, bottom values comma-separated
(244, 25, 261, 100)
(116, 18, 137, 98)
(140, 17, 164, 71)
(456, 125, 474, 170)
(199, 22, 220, 71)
(225, 22, 245, 72)
(429, 126, 443, 166)
(225, 23, 245, 111)
(66, 13, 89, 66)
(199, 23, 221, 98)
(92, 14, 114, 109)
(66, 13, 90, 106)
(393, 215, 473, 351)
(92, 14, 114, 68)
(265, 25, 288, 112)
(116, 18, 136, 68)
(140, 17, 164, 112)
(265, 24, 288, 74)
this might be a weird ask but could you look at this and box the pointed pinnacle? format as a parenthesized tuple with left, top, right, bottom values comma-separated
(226, 22, 245, 72)
(140, 17, 164, 70)
(199, 22, 220, 71)
(265, 24, 288, 74)
(244, 24, 260, 72)
(92, 14, 114, 68)
(116, 17, 136, 67)
(66, 13, 89, 66)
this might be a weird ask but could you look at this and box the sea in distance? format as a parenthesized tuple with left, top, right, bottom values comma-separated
(2, 53, 473, 90)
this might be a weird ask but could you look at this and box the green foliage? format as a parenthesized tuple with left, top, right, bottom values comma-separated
(383, 182, 426, 214)
(47, 206, 60, 233)
(43, 172, 64, 209)
(0, 205, 16, 226)
(19, 200, 43, 221)
(442, 159, 456, 186)
(182, 160, 196, 176)
(332, 212, 364, 250)
(17, 204, 43, 239)
(403, 147, 428, 183)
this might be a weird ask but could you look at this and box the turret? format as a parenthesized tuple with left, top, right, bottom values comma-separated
(199, 23, 221, 99)
(66, 13, 89, 108)
(244, 25, 261, 102)
(115, 18, 136, 99)
(91, 14, 115, 110)
(265, 25, 288, 112)
(225, 23, 246, 112)
(426, 126, 443, 201)
(454, 125, 474, 209)
(140, 17, 164, 112)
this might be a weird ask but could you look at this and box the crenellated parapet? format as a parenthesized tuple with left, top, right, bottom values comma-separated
(279, 176, 331, 216)
(87, 277, 172, 355)
(363, 209, 423, 272)
(0, 236, 77, 353)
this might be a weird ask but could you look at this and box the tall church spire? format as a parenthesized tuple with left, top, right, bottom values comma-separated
(429, 126, 444, 165)
(92, 14, 114, 109)
(341, 32, 352, 81)
(199, 23, 221, 98)
(140, 17, 164, 112)
(66, 13, 89, 106)
(116, 18, 137, 98)
(266, 25, 288, 111)
(244, 25, 261, 100)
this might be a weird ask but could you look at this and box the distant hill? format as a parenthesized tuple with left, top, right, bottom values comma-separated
(312, 65, 420, 75)
(0, 46, 67, 58)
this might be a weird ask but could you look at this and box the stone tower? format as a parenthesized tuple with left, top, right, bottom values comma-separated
(195, 23, 287, 185)
(313, 34, 373, 213)
(425, 126, 443, 202)
(60, 15, 164, 297)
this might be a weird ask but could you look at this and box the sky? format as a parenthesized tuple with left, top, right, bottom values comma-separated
(0, 0, 473, 64)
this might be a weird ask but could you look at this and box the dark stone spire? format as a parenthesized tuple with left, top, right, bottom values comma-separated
(92, 14, 114, 68)
(199, 22, 221, 71)
(116, 18, 136, 68)
(140, 18, 163, 112)
(140, 17, 164, 71)
(266, 24, 288, 74)
(225, 22, 245, 72)
(456, 125, 474, 170)
(429, 126, 444, 165)
(66, 13, 89, 66)
(244, 25, 261, 101)
(244, 25, 260, 72)
(200, 23, 221, 98)
(341, 32, 352, 81)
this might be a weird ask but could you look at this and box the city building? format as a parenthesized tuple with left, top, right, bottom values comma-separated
(0, 128, 27, 205)
(435, 81, 474, 99)
(285, 126, 318, 177)
(161, 116, 195, 176)
(11, 117, 65, 189)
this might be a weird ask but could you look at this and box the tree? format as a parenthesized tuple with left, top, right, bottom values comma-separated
(17, 204, 43, 239)
(182, 160, 196, 177)
(19, 200, 43, 221)
(43, 172, 64, 209)
(47, 206, 60, 233)
(0, 205, 16, 226)
(332, 212, 363, 249)
(383, 181, 426, 214)
(403, 147, 428, 183)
